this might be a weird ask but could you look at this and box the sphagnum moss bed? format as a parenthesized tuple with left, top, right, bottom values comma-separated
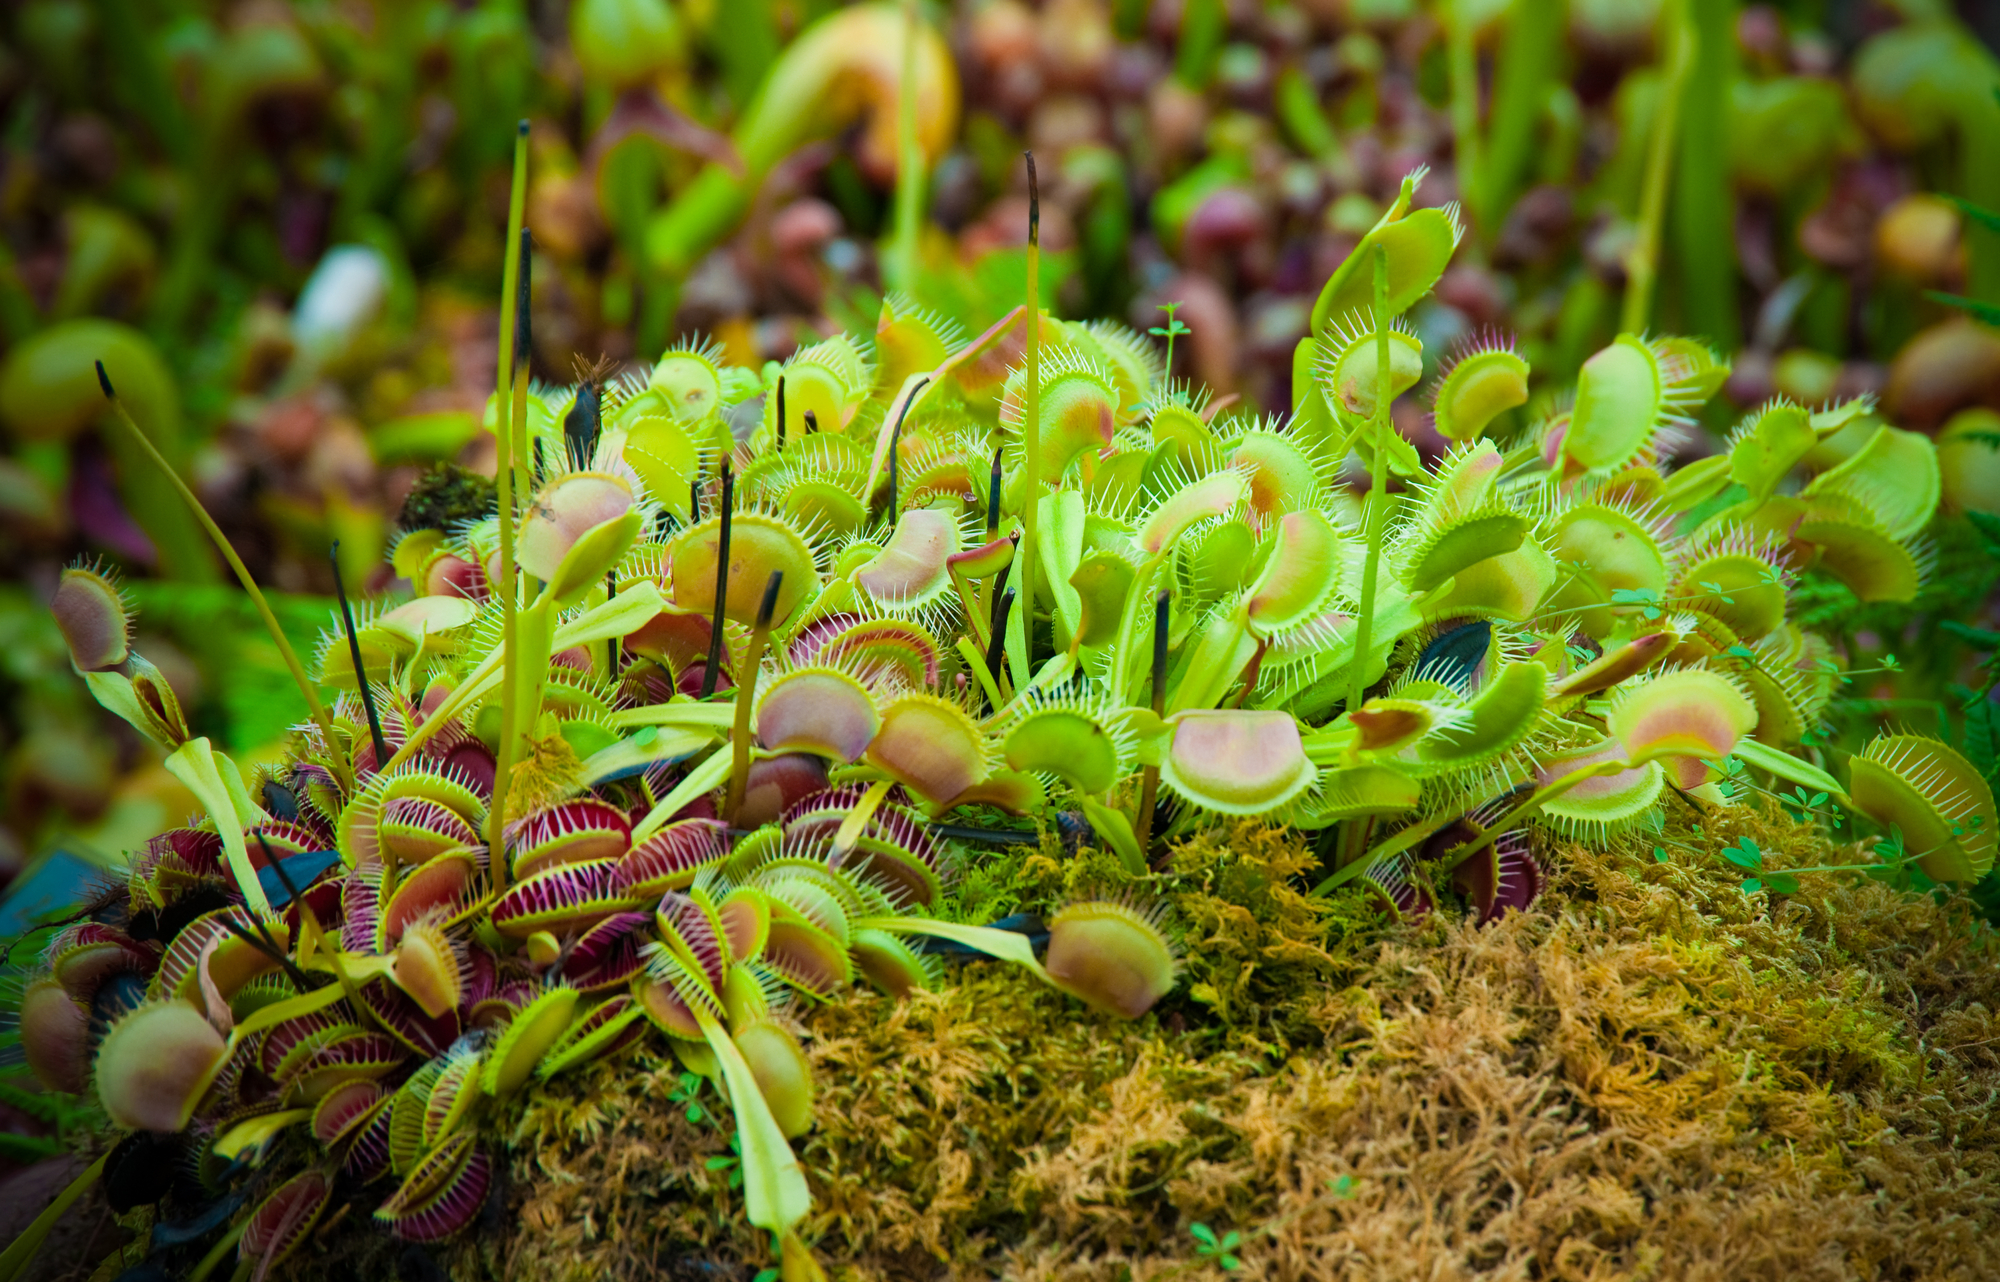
(357, 813, 1996, 1282)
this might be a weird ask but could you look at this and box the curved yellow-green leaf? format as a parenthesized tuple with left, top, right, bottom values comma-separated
(481, 987, 580, 1100)
(1402, 510, 1529, 594)
(1160, 710, 1316, 814)
(1003, 706, 1127, 794)
(1565, 336, 1663, 472)
(1245, 510, 1341, 635)
(1801, 425, 1939, 541)
(1728, 403, 1815, 501)
(1311, 195, 1461, 332)
(1413, 661, 1547, 772)
(1794, 516, 1921, 603)
(1848, 735, 1995, 883)
(1432, 347, 1529, 441)
(1137, 470, 1248, 555)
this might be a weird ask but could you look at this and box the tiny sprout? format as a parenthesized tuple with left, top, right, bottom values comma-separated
(1189, 1223, 1241, 1271)
(1328, 1174, 1358, 1198)
(705, 1138, 745, 1188)
(1721, 837, 1763, 870)
(669, 1071, 708, 1124)
(1149, 301, 1192, 372)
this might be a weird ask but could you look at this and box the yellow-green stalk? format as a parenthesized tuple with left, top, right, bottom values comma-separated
(93, 363, 344, 778)
(724, 571, 785, 820)
(1344, 246, 1393, 714)
(1135, 590, 1168, 857)
(487, 124, 532, 889)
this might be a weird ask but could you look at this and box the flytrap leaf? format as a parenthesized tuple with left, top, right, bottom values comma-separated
(1848, 735, 1996, 883)
(1159, 710, 1318, 815)
(1562, 336, 1668, 473)
(1430, 342, 1530, 441)
(1310, 172, 1461, 331)
(1608, 669, 1757, 788)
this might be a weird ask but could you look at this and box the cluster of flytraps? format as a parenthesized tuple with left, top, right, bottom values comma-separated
(11, 155, 1997, 1282)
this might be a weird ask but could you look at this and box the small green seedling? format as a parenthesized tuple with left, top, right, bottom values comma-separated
(1190, 1223, 1241, 1271)
(1150, 301, 1193, 371)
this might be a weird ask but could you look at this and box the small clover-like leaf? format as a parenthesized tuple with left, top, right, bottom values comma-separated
(1742, 877, 1762, 894)
(1653, 846, 1669, 863)
(1722, 838, 1763, 870)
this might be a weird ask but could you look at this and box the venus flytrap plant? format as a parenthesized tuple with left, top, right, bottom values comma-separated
(23, 145, 1986, 1279)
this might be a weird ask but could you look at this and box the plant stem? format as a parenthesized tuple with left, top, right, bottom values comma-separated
(1344, 245, 1393, 714)
(1136, 590, 1169, 858)
(330, 542, 390, 768)
(1622, 0, 1694, 334)
(496, 122, 530, 432)
(1016, 152, 1042, 690)
(93, 364, 342, 773)
(700, 464, 734, 698)
(486, 127, 532, 889)
(725, 572, 784, 820)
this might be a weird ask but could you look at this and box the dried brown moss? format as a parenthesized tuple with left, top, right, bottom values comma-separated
(449, 812, 1999, 1282)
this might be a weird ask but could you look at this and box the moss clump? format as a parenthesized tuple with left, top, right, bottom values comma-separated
(398, 462, 498, 534)
(399, 809, 2000, 1281)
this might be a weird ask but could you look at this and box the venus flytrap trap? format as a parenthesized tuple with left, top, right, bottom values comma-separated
(14, 143, 1996, 1281)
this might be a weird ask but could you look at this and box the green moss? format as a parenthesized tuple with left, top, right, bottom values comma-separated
(397, 461, 498, 534)
(393, 810, 2000, 1282)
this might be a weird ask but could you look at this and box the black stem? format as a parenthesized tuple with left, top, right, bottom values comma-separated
(928, 823, 1039, 845)
(1150, 590, 1170, 716)
(690, 476, 702, 523)
(699, 463, 733, 698)
(802, 409, 818, 434)
(330, 541, 391, 768)
(983, 588, 1016, 713)
(991, 532, 1019, 642)
(253, 830, 305, 908)
(606, 572, 620, 680)
(216, 916, 312, 991)
(514, 228, 533, 372)
(564, 379, 601, 469)
(986, 445, 1004, 537)
(756, 570, 784, 629)
(775, 376, 786, 450)
(1024, 152, 1039, 248)
(885, 377, 931, 528)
